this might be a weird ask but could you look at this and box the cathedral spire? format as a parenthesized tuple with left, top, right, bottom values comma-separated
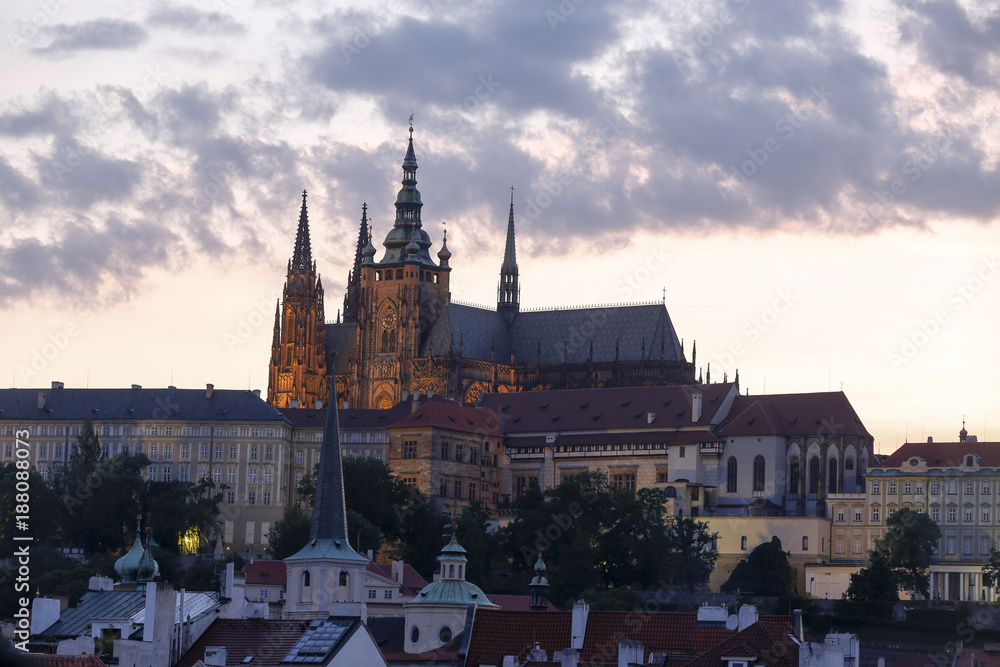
(381, 124, 435, 265)
(343, 203, 370, 321)
(292, 190, 312, 271)
(497, 187, 520, 324)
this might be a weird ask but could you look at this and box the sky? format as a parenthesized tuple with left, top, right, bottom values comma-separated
(0, 0, 998, 454)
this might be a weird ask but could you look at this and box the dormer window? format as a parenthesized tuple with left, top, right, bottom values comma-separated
(966, 455, 975, 467)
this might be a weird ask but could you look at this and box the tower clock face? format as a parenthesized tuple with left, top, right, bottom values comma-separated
(382, 310, 397, 329)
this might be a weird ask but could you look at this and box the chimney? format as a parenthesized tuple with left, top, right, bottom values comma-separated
(392, 560, 404, 583)
(571, 600, 590, 650)
(927, 436, 933, 443)
(793, 609, 803, 641)
(204, 647, 227, 667)
(132, 384, 142, 390)
(617, 640, 643, 667)
(343, 400, 349, 409)
(737, 604, 759, 631)
(554, 648, 580, 667)
(51, 381, 64, 389)
(691, 393, 702, 423)
(402, 389, 410, 401)
(526, 644, 548, 663)
(37, 391, 45, 409)
(206, 383, 214, 399)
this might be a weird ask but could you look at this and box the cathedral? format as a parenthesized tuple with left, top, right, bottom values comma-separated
(267, 127, 696, 410)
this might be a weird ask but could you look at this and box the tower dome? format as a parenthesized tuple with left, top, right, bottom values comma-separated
(115, 525, 145, 585)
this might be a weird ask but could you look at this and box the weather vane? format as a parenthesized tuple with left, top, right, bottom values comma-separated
(408, 112, 414, 134)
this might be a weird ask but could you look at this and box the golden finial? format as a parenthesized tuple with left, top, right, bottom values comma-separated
(408, 112, 414, 134)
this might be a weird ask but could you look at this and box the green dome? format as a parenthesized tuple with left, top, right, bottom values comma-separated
(114, 529, 145, 584)
(411, 579, 498, 607)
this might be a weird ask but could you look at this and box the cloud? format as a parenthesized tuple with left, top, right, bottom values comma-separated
(900, 1, 1000, 87)
(0, 216, 180, 306)
(146, 5, 247, 35)
(33, 19, 148, 57)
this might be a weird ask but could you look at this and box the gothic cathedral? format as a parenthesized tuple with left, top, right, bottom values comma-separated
(268, 127, 696, 410)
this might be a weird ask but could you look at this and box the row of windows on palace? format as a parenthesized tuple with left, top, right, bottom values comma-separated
(869, 480, 1000, 498)
(400, 439, 498, 466)
(2, 423, 387, 444)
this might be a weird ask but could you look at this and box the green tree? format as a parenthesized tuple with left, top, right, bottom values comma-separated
(347, 509, 383, 555)
(845, 550, 899, 602)
(457, 502, 501, 588)
(268, 504, 311, 560)
(579, 586, 645, 611)
(392, 498, 450, 580)
(983, 547, 1000, 591)
(0, 463, 60, 555)
(142, 475, 224, 555)
(879, 507, 941, 599)
(721, 536, 797, 596)
(664, 517, 719, 592)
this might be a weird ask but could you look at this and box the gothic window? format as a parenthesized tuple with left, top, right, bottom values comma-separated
(752, 456, 765, 494)
(808, 457, 820, 497)
(828, 461, 838, 495)
(726, 457, 738, 493)
(380, 307, 397, 353)
(789, 456, 800, 497)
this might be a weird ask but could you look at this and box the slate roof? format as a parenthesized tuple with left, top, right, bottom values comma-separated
(480, 383, 737, 434)
(366, 616, 404, 654)
(716, 392, 871, 439)
(130, 590, 222, 625)
(418, 301, 686, 366)
(279, 401, 412, 429)
(323, 323, 357, 374)
(0, 387, 287, 423)
(243, 560, 287, 586)
(682, 622, 799, 667)
(39, 591, 147, 638)
(176, 618, 313, 667)
(390, 401, 503, 436)
(874, 440, 1000, 469)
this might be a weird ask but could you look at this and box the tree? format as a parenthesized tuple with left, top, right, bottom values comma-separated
(579, 587, 645, 611)
(456, 502, 501, 588)
(879, 507, 941, 599)
(664, 517, 719, 592)
(983, 548, 1000, 591)
(142, 475, 224, 556)
(845, 550, 899, 602)
(268, 504, 311, 560)
(600, 487, 672, 589)
(721, 536, 798, 596)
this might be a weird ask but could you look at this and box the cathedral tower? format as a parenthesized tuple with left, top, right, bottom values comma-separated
(353, 127, 452, 409)
(497, 188, 520, 325)
(267, 191, 330, 409)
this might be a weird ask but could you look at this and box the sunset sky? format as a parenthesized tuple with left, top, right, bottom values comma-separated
(1, 0, 998, 453)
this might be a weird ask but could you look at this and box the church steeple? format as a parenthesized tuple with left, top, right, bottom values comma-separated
(497, 187, 520, 324)
(380, 125, 435, 265)
(343, 203, 370, 321)
(292, 190, 312, 271)
(308, 371, 350, 543)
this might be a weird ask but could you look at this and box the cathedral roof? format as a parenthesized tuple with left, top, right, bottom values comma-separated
(0, 387, 288, 422)
(716, 391, 871, 439)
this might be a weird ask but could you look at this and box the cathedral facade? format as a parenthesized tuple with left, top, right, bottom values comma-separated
(268, 127, 696, 410)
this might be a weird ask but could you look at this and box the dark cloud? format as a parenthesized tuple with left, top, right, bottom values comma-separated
(0, 157, 42, 211)
(147, 5, 247, 35)
(33, 19, 148, 57)
(900, 1, 1000, 87)
(34, 145, 144, 210)
(0, 94, 79, 137)
(0, 216, 179, 306)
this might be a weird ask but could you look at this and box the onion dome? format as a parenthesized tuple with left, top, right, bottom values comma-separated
(115, 525, 145, 585)
(137, 529, 160, 582)
(437, 229, 452, 268)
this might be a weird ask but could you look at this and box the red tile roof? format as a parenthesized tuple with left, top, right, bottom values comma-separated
(11, 656, 107, 667)
(717, 392, 871, 438)
(874, 441, 1000, 468)
(682, 622, 798, 667)
(391, 401, 503, 435)
(366, 561, 428, 596)
(464, 609, 572, 667)
(175, 618, 312, 667)
(481, 384, 737, 433)
(243, 560, 287, 586)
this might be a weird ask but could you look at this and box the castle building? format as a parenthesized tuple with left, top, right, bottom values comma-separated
(267, 126, 695, 411)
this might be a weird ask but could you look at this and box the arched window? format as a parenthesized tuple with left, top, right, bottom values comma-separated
(828, 461, 838, 495)
(375, 270, 382, 281)
(448, 564, 455, 578)
(741, 536, 748, 550)
(727, 457, 738, 493)
(396, 269, 404, 279)
(789, 456, 800, 497)
(809, 457, 821, 497)
(302, 571, 310, 587)
(339, 571, 348, 587)
(752, 456, 766, 493)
